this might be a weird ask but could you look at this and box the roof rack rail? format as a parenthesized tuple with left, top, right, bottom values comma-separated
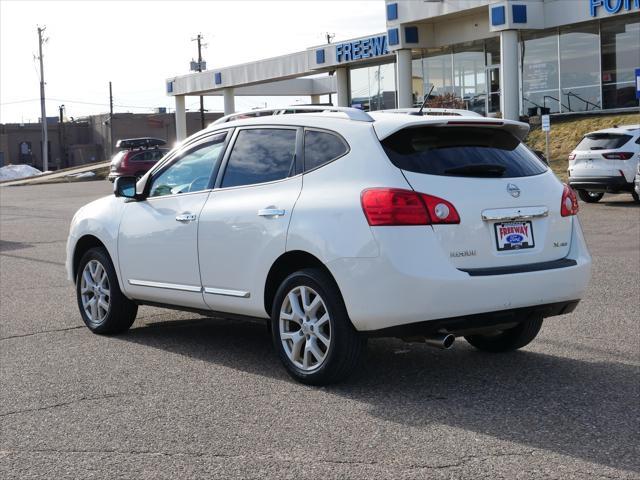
(285, 106, 375, 122)
(211, 105, 374, 125)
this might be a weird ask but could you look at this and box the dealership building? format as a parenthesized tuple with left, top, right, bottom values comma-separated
(167, 0, 640, 140)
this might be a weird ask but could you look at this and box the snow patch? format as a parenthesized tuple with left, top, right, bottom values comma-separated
(66, 171, 96, 179)
(0, 164, 43, 181)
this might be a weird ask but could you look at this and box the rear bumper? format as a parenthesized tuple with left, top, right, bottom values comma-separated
(568, 175, 633, 193)
(367, 300, 579, 337)
(328, 217, 591, 332)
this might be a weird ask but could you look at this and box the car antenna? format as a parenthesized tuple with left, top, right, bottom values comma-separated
(410, 85, 435, 116)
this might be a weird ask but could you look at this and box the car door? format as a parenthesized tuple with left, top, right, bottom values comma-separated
(198, 126, 302, 317)
(118, 131, 230, 309)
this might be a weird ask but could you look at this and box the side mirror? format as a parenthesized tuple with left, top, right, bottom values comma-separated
(114, 176, 138, 199)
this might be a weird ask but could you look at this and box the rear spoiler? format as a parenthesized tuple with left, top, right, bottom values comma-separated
(374, 117, 530, 142)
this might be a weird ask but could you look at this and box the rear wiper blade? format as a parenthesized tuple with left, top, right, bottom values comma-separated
(590, 146, 605, 150)
(444, 164, 507, 177)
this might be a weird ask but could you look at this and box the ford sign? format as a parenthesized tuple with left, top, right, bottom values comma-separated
(506, 234, 524, 244)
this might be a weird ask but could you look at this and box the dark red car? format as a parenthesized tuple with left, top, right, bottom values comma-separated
(108, 138, 169, 182)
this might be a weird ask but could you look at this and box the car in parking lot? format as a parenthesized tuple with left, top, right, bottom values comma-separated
(567, 125, 640, 203)
(107, 138, 168, 182)
(67, 106, 592, 385)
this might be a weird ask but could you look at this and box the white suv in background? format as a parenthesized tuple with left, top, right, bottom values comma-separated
(66, 107, 592, 385)
(568, 125, 640, 203)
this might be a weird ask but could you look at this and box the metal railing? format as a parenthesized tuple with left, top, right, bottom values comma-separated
(565, 91, 601, 112)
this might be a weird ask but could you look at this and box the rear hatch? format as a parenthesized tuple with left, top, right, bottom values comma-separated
(379, 123, 572, 269)
(569, 132, 634, 178)
(109, 151, 125, 173)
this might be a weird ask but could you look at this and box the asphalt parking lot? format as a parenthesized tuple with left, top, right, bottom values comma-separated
(1, 181, 638, 479)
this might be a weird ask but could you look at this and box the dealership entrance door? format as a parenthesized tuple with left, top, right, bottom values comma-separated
(486, 65, 501, 116)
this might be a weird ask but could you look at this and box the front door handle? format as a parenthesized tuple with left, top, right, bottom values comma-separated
(176, 213, 197, 223)
(257, 208, 286, 217)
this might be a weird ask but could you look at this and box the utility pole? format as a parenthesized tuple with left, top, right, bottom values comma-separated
(326, 33, 335, 105)
(192, 34, 206, 129)
(58, 104, 66, 168)
(108, 81, 114, 158)
(37, 26, 48, 171)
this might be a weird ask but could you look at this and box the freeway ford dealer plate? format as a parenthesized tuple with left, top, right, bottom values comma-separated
(495, 221, 535, 251)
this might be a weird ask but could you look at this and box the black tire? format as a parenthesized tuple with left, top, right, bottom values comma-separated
(631, 190, 640, 203)
(577, 190, 604, 203)
(464, 315, 543, 353)
(270, 268, 366, 385)
(76, 247, 137, 334)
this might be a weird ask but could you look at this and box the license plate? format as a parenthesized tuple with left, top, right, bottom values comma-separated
(495, 221, 535, 251)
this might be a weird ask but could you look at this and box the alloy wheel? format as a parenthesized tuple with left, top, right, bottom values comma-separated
(279, 286, 331, 371)
(80, 259, 111, 324)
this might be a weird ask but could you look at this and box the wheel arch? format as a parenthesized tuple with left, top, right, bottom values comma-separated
(72, 234, 109, 282)
(264, 250, 345, 318)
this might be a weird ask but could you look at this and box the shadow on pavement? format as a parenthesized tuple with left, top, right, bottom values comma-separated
(118, 315, 639, 472)
(0, 240, 32, 252)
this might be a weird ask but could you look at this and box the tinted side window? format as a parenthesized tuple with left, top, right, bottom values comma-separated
(382, 127, 547, 178)
(221, 129, 296, 188)
(304, 130, 348, 171)
(149, 133, 227, 197)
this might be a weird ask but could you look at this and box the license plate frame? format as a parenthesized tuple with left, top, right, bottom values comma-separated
(494, 221, 535, 251)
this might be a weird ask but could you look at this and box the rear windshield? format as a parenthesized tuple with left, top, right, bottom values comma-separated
(129, 149, 168, 162)
(381, 126, 547, 178)
(575, 133, 632, 151)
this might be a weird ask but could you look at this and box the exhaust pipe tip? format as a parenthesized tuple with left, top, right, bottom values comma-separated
(424, 333, 455, 350)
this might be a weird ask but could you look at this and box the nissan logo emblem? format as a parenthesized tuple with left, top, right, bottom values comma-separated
(507, 183, 521, 198)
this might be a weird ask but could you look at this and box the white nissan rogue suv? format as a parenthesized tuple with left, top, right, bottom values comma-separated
(66, 107, 592, 385)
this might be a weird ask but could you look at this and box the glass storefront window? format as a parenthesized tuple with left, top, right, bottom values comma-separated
(453, 42, 487, 116)
(521, 30, 560, 115)
(560, 24, 601, 112)
(412, 58, 424, 106)
(349, 62, 397, 111)
(601, 16, 640, 109)
(485, 37, 500, 66)
(423, 48, 454, 99)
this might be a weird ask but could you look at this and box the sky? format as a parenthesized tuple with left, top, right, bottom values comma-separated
(0, 0, 385, 123)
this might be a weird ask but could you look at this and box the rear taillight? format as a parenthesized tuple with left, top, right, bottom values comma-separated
(361, 188, 460, 226)
(602, 152, 634, 160)
(568, 153, 576, 161)
(561, 184, 579, 217)
(420, 193, 460, 224)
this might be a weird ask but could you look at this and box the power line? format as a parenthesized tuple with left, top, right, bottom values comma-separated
(0, 97, 164, 110)
(0, 98, 41, 105)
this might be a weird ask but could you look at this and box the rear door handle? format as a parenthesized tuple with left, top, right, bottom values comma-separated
(175, 213, 197, 223)
(257, 208, 285, 217)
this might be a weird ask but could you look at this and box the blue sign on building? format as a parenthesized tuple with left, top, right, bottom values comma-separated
(636, 68, 640, 100)
(335, 35, 389, 63)
(590, 0, 639, 17)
